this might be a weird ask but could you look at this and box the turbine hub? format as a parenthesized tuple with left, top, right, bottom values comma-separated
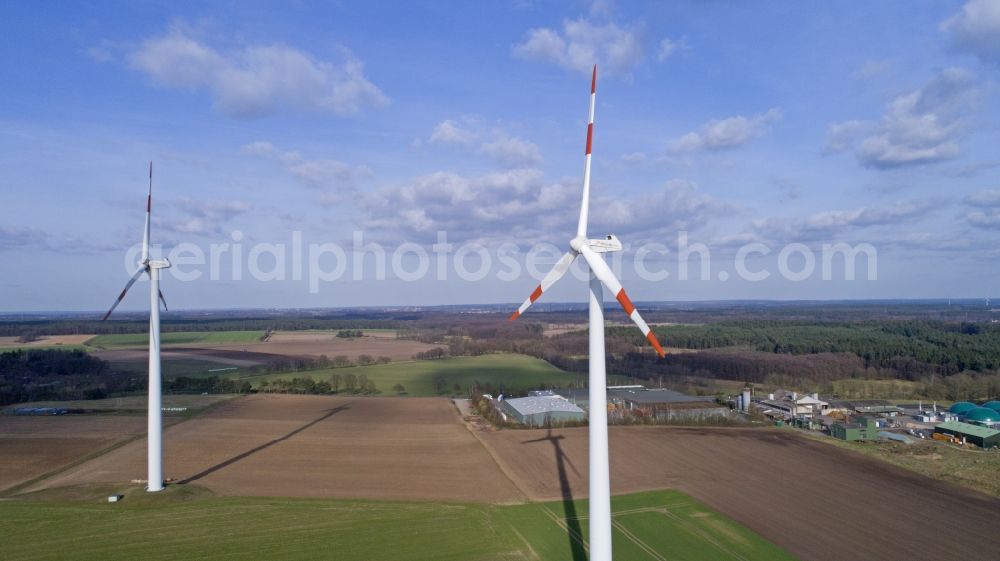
(147, 259, 172, 269)
(587, 234, 623, 253)
(570, 236, 586, 252)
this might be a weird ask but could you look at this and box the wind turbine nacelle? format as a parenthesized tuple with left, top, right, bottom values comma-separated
(587, 235, 622, 253)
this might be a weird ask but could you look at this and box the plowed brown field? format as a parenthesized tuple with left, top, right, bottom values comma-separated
(0, 415, 146, 491)
(28, 395, 523, 503)
(478, 425, 1000, 561)
(17, 397, 1000, 561)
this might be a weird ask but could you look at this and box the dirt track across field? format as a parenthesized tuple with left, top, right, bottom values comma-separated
(0, 416, 146, 492)
(478, 425, 1000, 561)
(28, 395, 524, 503)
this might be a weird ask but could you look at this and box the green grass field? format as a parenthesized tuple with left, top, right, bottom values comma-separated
(244, 354, 597, 396)
(0, 487, 796, 561)
(86, 331, 264, 348)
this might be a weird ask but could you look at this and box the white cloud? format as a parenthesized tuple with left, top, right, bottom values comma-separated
(656, 37, 688, 62)
(852, 68, 978, 169)
(967, 210, 1000, 229)
(657, 38, 678, 62)
(512, 19, 644, 75)
(359, 170, 730, 244)
(429, 120, 478, 145)
(0, 226, 50, 251)
(941, 0, 1000, 65)
(964, 189, 1000, 207)
(174, 198, 251, 222)
(241, 141, 371, 190)
(747, 199, 938, 244)
(963, 189, 1000, 229)
(425, 120, 542, 169)
(479, 135, 543, 167)
(667, 108, 782, 152)
(621, 152, 646, 162)
(155, 198, 251, 236)
(128, 22, 388, 118)
(824, 120, 871, 153)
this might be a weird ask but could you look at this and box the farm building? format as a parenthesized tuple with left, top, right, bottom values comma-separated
(934, 421, 1000, 449)
(613, 388, 728, 421)
(549, 387, 726, 421)
(499, 395, 585, 427)
(828, 399, 902, 418)
(760, 390, 829, 419)
(830, 416, 878, 441)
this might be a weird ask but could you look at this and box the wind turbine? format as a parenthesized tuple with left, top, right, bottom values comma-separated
(102, 162, 171, 493)
(509, 66, 666, 561)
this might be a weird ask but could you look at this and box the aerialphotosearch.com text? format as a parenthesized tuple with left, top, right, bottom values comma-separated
(126, 230, 878, 293)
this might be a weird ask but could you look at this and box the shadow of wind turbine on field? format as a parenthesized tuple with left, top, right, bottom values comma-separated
(524, 427, 588, 561)
(179, 403, 352, 484)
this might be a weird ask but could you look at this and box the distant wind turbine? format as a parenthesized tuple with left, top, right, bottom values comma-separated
(509, 66, 666, 561)
(102, 162, 171, 493)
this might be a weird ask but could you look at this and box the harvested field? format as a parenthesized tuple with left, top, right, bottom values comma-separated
(0, 415, 145, 492)
(29, 395, 524, 503)
(542, 323, 586, 337)
(478, 426, 1000, 561)
(209, 330, 438, 361)
(0, 334, 94, 349)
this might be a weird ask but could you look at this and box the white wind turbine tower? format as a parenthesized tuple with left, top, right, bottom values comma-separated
(509, 66, 666, 561)
(102, 162, 171, 492)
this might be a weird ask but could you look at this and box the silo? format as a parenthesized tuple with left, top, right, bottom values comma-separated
(742, 389, 751, 412)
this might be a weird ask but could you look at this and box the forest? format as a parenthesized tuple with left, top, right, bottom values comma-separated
(4, 302, 1000, 403)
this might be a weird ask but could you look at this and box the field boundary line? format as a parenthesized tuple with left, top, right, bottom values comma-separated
(611, 518, 668, 561)
(657, 506, 750, 561)
(507, 525, 542, 561)
(541, 505, 589, 554)
(456, 405, 530, 503)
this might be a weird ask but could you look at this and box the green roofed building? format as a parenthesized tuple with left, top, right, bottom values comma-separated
(934, 421, 1000, 449)
(830, 416, 877, 441)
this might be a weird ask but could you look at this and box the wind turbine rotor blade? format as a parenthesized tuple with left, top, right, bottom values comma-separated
(576, 65, 597, 238)
(102, 267, 146, 321)
(579, 246, 666, 357)
(510, 250, 579, 320)
(158, 289, 168, 312)
(142, 161, 152, 263)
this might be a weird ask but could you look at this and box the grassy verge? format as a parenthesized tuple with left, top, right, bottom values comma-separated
(796, 429, 1000, 498)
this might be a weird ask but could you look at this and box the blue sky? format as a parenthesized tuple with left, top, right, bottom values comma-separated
(2, 0, 1000, 312)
